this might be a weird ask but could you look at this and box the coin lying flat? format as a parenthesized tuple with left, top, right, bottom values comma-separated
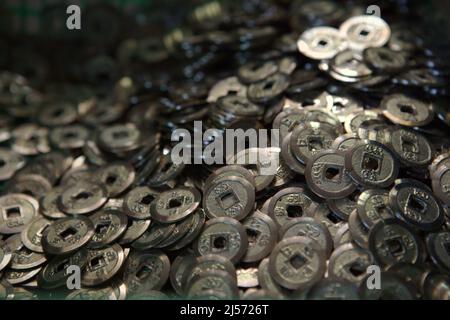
(194, 217, 248, 264)
(150, 187, 200, 223)
(0, 194, 39, 235)
(269, 236, 326, 290)
(41, 216, 95, 255)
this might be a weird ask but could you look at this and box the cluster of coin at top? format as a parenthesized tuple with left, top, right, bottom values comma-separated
(1, 6, 450, 299)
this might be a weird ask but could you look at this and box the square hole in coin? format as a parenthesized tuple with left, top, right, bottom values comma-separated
(385, 237, 405, 257)
(347, 261, 366, 277)
(136, 264, 152, 280)
(211, 234, 229, 252)
(56, 259, 70, 273)
(140, 194, 155, 205)
(286, 204, 303, 218)
(361, 152, 381, 173)
(398, 104, 417, 115)
(89, 254, 106, 271)
(289, 253, 307, 269)
(5, 206, 22, 219)
(323, 165, 342, 184)
(317, 39, 328, 47)
(95, 221, 111, 235)
(217, 190, 239, 210)
(407, 194, 427, 214)
(359, 29, 370, 37)
(307, 135, 324, 152)
(59, 226, 78, 240)
(73, 191, 93, 200)
(400, 137, 418, 154)
(166, 197, 183, 209)
(246, 227, 261, 244)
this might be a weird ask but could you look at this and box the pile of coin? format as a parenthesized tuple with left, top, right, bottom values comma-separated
(1, 0, 450, 300)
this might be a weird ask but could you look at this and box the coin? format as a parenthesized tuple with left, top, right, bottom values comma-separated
(269, 236, 326, 290)
(81, 244, 125, 287)
(356, 189, 393, 229)
(59, 180, 108, 215)
(194, 217, 248, 264)
(123, 186, 159, 220)
(123, 249, 170, 295)
(305, 149, 357, 199)
(41, 216, 95, 255)
(95, 162, 135, 197)
(88, 208, 128, 248)
(150, 187, 200, 224)
(307, 278, 360, 300)
(368, 218, 423, 268)
(0, 193, 39, 234)
(389, 179, 444, 231)
(203, 175, 255, 221)
(21, 217, 52, 253)
(297, 26, 347, 60)
(381, 94, 434, 127)
(241, 211, 278, 263)
(345, 139, 399, 188)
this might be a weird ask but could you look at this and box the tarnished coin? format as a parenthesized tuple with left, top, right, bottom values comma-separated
(123, 249, 170, 296)
(182, 254, 237, 294)
(59, 180, 108, 215)
(40, 186, 67, 219)
(49, 125, 90, 149)
(42, 216, 95, 255)
(426, 231, 450, 272)
(204, 165, 256, 191)
(348, 209, 369, 249)
(344, 139, 399, 188)
(170, 250, 196, 296)
(247, 72, 290, 104)
(344, 110, 380, 135)
(297, 26, 347, 60)
(305, 150, 356, 199)
(123, 186, 159, 220)
(118, 218, 151, 245)
(327, 193, 358, 221)
(389, 179, 444, 231)
(88, 208, 128, 248)
(339, 15, 391, 51)
(359, 272, 418, 300)
(150, 187, 200, 224)
(290, 121, 339, 165)
(194, 217, 248, 264)
(328, 243, 374, 284)
(386, 127, 433, 168)
(37, 248, 88, 289)
(269, 236, 326, 290)
(131, 222, 175, 250)
(21, 217, 52, 253)
(429, 152, 450, 176)
(279, 217, 333, 258)
(364, 47, 406, 73)
(281, 133, 306, 175)
(3, 267, 42, 285)
(357, 189, 394, 229)
(95, 162, 135, 197)
(186, 269, 239, 300)
(0, 242, 12, 272)
(334, 223, 352, 247)
(368, 218, 423, 268)
(228, 148, 278, 192)
(0, 193, 39, 234)
(203, 175, 255, 221)
(154, 213, 196, 248)
(257, 258, 289, 299)
(381, 94, 434, 127)
(432, 164, 450, 206)
(81, 244, 125, 287)
(7, 174, 52, 199)
(307, 279, 360, 300)
(268, 187, 315, 227)
(241, 211, 278, 263)
(167, 209, 206, 251)
(0, 148, 25, 181)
